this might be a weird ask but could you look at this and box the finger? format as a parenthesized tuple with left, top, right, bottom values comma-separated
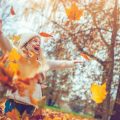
(0, 54, 8, 63)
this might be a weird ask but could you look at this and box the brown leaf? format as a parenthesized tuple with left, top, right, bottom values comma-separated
(10, 7, 15, 15)
(6, 109, 21, 120)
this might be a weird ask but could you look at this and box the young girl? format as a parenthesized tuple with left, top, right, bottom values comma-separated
(0, 31, 81, 116)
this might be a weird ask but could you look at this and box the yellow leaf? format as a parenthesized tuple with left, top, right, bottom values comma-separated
(8, 48, 20, 62)
(65, 3, 83, 21)
(7, 62, 19, 75)
(11, 35, 21, 42)
(91, 83, 107, 104)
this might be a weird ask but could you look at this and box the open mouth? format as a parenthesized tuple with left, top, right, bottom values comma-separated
(34, 47, 39, 51)
(34, 46, 40, 52)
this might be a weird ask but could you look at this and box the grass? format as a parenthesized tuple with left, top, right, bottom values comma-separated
(45, 105, 94, 119)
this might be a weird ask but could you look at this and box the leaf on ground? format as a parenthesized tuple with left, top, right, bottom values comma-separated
(6, 109, 21, 120)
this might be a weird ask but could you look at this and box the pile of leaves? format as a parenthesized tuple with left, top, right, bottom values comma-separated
(0, 103, 94, 120)
(0, 49, 43, 106)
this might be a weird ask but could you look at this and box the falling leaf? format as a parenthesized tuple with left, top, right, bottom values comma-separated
(91, 83, 107, 104)
(23, 8, 30, 17)
(0, 19, 2, 33)
(8, 48, 20, 62)
(80, 53, 91, 61)
(6, 109, 21, 120)
(39, 32, 53, 37)
(65, 3, 83, 21)
(10, 6, 15, 15)
(10, 35, 21, 42)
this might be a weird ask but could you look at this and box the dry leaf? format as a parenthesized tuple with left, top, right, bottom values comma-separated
(91, 83, 107, 104)
(10, 35, 21, 42)
(80, 53, 91, 61)
(7, 62, 19, 75)
(6, 109, 21, 120)
(39, 32, 53, 37)
(65, 3, 83, 20)
(10, 6, 15, 15)
(8, 48, 20, 62)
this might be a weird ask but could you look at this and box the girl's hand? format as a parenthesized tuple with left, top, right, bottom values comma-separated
(0, 54, 8, 63)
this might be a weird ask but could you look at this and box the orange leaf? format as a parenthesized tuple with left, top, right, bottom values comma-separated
(39, 32, 53, 37)
(65, 3, 83, 21)
(28, 80, 39, 105)
(6, 109, 21, 120)
(80, 53, 91, 61)
(10, 6, 15, 15)
(30, 95, 39, 105)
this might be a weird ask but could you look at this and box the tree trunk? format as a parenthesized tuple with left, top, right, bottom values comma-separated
(110, 77, 120, 120)
(94, 0, 118, 119)
(94, 63, 112, 120)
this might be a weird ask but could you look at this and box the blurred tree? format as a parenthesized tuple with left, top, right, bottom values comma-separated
(49, 0, 120, 119)
(110, 76, 120, 120)
(0, 0, 120, 120)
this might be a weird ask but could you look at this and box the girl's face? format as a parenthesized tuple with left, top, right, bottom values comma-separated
(25, 36, 41, 55)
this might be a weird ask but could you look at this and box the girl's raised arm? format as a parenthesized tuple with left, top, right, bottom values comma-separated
(0, 33, 13, 52)
(47, 59, 82, 70)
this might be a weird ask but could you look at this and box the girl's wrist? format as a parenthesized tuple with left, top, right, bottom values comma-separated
(74, 60, 81, 63)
